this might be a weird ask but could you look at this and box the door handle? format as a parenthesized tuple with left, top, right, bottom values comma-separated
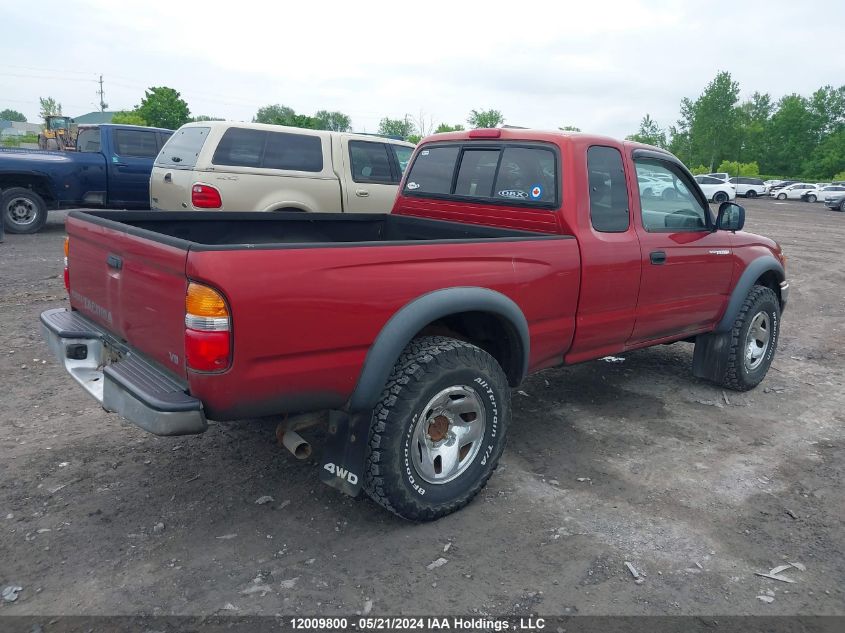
(164, 172, 172, 183)
(113, 161, 127, 167)
(355, 189, 369, 197)
(650, 250, 667, 265)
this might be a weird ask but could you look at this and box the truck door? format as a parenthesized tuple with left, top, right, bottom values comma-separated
(565, 145, 643, 363)
(341, 138, 404, 213)
(107, 127, 160, 208)
(628, 154, 735, 344)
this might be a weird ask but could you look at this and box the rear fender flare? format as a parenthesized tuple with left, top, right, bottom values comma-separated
(714, 255, 784, 333)
(347, 287, 530, 412)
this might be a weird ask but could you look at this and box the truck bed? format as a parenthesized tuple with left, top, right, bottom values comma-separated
(75, 210, 555, 248)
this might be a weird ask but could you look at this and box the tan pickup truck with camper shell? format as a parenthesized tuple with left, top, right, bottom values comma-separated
(150, 121, 414, 214)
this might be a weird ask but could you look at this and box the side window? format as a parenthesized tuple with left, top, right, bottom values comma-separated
(635, 159, 709, 231)
(212, 127, 265, 167)
(404, 146, 460, 195)
(156, 126, 209, 169)
(587, 146, 629, 232)
(76, 128, 101, 153)
(264, 131, 323, 171)
(494, 147, 556, 203)
(349, 141, 394, 183)
(391, 145, 413, 175)
(454, 149, 499, 197)
(114, 129, 158, 158)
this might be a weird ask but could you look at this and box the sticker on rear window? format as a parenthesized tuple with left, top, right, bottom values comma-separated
(530, 184, 543, 199)
(498, 189, 528, 199)
(420, 150, 430, 156)
(407, 182, 420, 190)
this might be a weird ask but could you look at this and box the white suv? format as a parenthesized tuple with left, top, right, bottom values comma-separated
(694, 175, 736, 202)
(150, 122, 415, 214)
(773, 183, 817, 200)
(729, 177, 767, 198)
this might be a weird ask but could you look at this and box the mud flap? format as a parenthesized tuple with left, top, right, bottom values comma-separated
(319, 410, 371, 497)
(692, 331, 731, 382)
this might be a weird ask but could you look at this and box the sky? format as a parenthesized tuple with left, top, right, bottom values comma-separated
(2, 0, 844, 139)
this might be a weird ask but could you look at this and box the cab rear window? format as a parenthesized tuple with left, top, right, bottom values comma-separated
(404, 143, 557, 205)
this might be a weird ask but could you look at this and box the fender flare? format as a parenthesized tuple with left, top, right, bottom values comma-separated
(714, 255, 784, 333)
(347, 287, 530, 412)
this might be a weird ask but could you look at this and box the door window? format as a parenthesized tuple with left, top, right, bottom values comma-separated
(636, 159, 709, 231)
(587, 146, 629, 232)
(349, 141, 394, 183)
(114, 129, 159, 158)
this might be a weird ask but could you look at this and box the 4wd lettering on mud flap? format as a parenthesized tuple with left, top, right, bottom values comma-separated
(322, 462, 358, 485)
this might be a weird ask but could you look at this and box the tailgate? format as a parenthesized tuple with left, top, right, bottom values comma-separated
(66, 214, 189, 378)
(150, 166, 195, 211)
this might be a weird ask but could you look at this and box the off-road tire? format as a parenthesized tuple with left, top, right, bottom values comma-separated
(719, 285, 781, 391)
(364, 336, 510, 521)
(1, 187, 48, 234)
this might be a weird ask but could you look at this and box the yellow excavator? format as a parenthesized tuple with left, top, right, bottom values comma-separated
(38, 116, 76, 151)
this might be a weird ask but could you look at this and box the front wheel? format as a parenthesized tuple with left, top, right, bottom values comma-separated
(718, 285, 781, 391)
(364, 336, 510, 521)
(806, 194, 817, 203)
(713, 191, 729, 203)
(777, 193, 787, 200)
(1, 187, 48, 234)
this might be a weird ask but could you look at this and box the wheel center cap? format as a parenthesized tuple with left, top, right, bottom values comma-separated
(427, 415, 450, 443)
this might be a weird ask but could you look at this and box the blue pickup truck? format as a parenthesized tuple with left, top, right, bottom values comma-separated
(0, 124, 172, 234)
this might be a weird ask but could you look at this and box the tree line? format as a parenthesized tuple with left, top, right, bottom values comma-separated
(627, 71, 845, 180)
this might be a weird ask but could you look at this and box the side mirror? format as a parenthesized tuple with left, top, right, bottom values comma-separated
(716, 201, 745, 232)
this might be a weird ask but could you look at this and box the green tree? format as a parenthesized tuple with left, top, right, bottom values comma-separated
(559, 125, 581, 132)
(314, 110, 351, 132)
(136, 87, 191, 130)
(191, 115, 224, 122)
(434, 123, 465, 133)
(626, 114, 666, 148)
(833, 170, 845, 181)
(39, 96, 62, 122)
(690, 165, 710, 175)
(111, 111, 148, 126)
(378, 116, 416, 139)
(254, 104, 296, 125)
(737, 92, 773, 169)
(0, 109, 26, 122)
(766, 94, 815, 176)
(406, 134, 422, 144)
(467, 109, 504, 128)
(716, 160, 759, 177)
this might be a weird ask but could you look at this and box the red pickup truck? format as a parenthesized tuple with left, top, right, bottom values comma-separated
(41, 128, 788, 521)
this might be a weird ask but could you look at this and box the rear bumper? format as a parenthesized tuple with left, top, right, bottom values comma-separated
(40, 308, 207, 436)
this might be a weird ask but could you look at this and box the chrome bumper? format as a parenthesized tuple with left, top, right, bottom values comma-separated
(40, 308, 207, 436)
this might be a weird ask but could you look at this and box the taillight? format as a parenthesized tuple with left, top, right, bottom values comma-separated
(191, 184, 222, 209)
(63, 236, 70, 293)
(185, 282, 231, 371)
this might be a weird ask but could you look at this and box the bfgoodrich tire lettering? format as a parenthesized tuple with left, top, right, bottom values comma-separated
(720, 285, 780, 391)
(364, 336, 510, 521)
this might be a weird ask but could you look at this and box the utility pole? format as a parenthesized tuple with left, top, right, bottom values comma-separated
(97, 75, 108, 112)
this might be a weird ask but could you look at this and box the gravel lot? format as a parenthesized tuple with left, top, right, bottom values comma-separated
(1, 199, 843, 617)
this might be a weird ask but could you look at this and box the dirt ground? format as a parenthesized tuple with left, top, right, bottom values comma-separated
(1, 199, 843, 617)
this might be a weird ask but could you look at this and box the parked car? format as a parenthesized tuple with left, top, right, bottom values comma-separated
(637, 174, 674, 198)
(41, 128, 788, 521)
(150, 122, 415, 214)
(694, 175, 737, 202)
(729, 177, 767, 198)
(0, 124, 172, 233)
(823, 193, 845, 211)
(773, 183, 817, 200)
(804, 185, 845, 202)
(768, 180, 796, 194)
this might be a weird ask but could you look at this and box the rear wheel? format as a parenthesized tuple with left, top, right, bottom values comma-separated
(713, 191, 729, 203)
(839, 200, 845, 212)
(745, 189, 757, 198)
(364, 336, 510, 521)
(777, 193, 787, 200)
(806, 194, 817, 203)
(1, 187, 48, 234)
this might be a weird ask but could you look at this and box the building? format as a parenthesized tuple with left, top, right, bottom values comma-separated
(72, 111, 117, 124)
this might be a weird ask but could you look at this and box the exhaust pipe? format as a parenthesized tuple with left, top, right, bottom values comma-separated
(281, 429, 312, 460)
